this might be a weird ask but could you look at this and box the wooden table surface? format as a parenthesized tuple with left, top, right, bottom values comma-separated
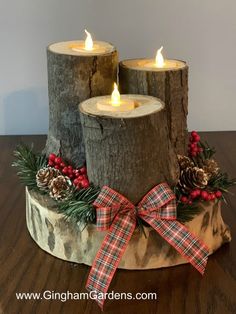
(0, 133, 236, 314)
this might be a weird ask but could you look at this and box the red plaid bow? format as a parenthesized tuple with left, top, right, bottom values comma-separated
(86, 183, 209, 309)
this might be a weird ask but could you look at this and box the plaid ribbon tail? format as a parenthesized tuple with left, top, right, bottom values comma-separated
(141, 216, 209, 274)
(86, 212, 136, 309)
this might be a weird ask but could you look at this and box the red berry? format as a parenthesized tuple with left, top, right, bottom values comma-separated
(68, 165, 73, 170)
(191, 152, 197, 157)
(206, 194, 212, 201)
(48, 160, 54, 167)
(77, 175, 84, 181)
(54, 157, 62, 165)
(192, 146, 198, 153)
(73, 178, 79, 185)
(80, 179, 89, 188)
(194, 135, 201, 142)
(201, 191, 208, 200)
(69, 174, 74, 179)
(80, 166, 87, 174)
(215, 191, 222, 198)
(190, 189, 201, 199)
(49, 153, 56, 161)
(188, 200, 193, 205)
(62, 167, 68, 174)
(60, 162, 66, 168)
(210, 194, 216, 200)
(191, 131, 197, 137)
(55, 165, 60, 170)
(180, 196, 188, 203)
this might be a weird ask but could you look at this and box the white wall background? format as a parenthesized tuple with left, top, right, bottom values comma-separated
(0, 0, 236, 135)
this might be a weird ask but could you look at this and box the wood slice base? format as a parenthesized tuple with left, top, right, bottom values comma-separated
(26, 188, 231, 270)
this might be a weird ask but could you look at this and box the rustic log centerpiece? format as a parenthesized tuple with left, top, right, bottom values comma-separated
(44, 36, 118, 167)
(119, 48, 188, 155)
(79, 93, 179, 203)
(14, 37, 233, 276)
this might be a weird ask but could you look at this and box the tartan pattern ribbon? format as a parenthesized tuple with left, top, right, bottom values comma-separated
(86, 183, 209, 309)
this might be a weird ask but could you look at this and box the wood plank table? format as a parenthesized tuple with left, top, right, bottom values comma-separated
(0, 133, 236, 314)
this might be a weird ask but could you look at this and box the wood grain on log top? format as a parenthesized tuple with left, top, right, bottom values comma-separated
(0, 133, 236, 314)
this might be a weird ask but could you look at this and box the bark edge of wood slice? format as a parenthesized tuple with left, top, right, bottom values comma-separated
(26, 188, 231, 270)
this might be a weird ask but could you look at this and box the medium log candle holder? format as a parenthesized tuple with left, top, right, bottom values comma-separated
(44, 41, 118, 167)
(119, 59, 188, 155)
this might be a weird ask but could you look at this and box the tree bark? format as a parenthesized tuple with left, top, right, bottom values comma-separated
(79, 95, 179, 204)
(119, 59, 188, 155)
(26, 188, 231, 270)
(44, 45, 118, 167)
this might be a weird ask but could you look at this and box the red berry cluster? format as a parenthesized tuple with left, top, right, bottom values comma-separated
(180, 189, 222, 204)
(188, 131, 203, 157)
(48, 153, 90, 189)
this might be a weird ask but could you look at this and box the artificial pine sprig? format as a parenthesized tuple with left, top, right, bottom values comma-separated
(12, 144, 47, 190)
(177, 201, 204, 223)
(208, 172, 236, 192)
(198, 141, 216, 160)
(58, 185, 100, 225)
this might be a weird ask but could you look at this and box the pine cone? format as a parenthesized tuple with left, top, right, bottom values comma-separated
(36, 167, 59, 190)
(49, 175, 72, 201)
(178, 166, 208, 194)
(203, 159, 220, 179)
(177, 155, 194, 170)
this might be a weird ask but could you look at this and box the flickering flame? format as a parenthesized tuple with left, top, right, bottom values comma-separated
(84, 29, 93, 50)
(111, 83, 121, 106)
(155, 46, 165, 67)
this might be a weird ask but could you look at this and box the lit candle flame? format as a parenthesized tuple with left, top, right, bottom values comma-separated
(155, 46, 165, 67)
(111, 83, 121, 106)
(84, 29, 93, 50)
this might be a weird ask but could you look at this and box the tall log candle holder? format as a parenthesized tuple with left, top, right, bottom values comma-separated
(44, 40, 118, 167)
(79, 95, 179, 203)
(119, 58, 188, 155)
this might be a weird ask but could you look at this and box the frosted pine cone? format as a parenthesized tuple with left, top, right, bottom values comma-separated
(36, 167, 59, 190)
(177, 155, 194, 170)
(178, 166, 208, 194)
(49, 175, 72, 201)
(203, 159, 220, 179)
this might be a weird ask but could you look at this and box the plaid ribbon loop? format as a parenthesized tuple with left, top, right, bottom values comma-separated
(86, 183, 209, 309)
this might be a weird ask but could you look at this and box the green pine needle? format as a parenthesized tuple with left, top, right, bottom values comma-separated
(198, 141, 216, 159)
(12, 144, 47, 190)
(177, 202, 203, 223)
(58, 186, 100, 225)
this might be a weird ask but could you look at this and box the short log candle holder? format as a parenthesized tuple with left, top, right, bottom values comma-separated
(79, 95, 179, 203)
(44, 41, 118, 167)
(119, 58, 188, 155)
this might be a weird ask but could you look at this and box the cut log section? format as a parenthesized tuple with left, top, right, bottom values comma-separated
(26, 188, 231, 270)
(119, 59, 188, 155)
(44, 41, 118, 167)
(79, 95, 179, 204)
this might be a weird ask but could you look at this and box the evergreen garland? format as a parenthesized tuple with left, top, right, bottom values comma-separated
(13, 141, 235, 226)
